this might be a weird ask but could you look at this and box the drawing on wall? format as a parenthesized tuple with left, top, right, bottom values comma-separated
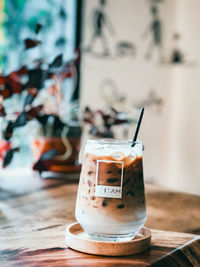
(143, 5, 164, 63)
(170, 33, 184, 64)
(168, 33, 196, 66)
(85, 0, 115, 57)
(150, 0, 165, 3)
(100, 78, 126, 108)
(136, 90, 163, 112)
(115, 41, 136, 57)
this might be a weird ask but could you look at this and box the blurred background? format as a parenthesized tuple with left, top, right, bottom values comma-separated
(0, 0, 200, 195)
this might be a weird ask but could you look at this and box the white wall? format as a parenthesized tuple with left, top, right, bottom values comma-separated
(80, 0, 200, 195)
(167, 0, 200, 194)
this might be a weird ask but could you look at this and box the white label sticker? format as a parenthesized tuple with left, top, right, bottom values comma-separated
(95, 160, 124, 198)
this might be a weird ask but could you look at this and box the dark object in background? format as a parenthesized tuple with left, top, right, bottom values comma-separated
(27, 69, 46, 89)
(32, 149, 60, 173)
(3, 105, 43, 141)
(171, 50, 183, 63)
(86, 0, 114, 56)
(55, 37, 66, 47)
(59, 6, 67, 20)
(143, 5, 164, 62)
(116, 41, 136, 57)
(3, 148, 20, 168)
(35, 115, 65, 137)
(150, 0, 165, 3)
(84, 106, 130, 138)
(170, 33, 184, 63)
(49, 54, 63, 68)
(24, 38, 41, 50)
(0, 104, 6, 117)
(35, 23, 43, 34)
(24, 93, 36, 107)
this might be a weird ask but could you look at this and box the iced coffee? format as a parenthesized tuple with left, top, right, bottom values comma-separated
(75, 139, 146, 241)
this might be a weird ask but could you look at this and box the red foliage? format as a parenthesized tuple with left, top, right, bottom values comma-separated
(0, 66, 28, 100)
(0, 45, 80, 168)
(0, 140, 11, 161)
(0, 104, 6, 116)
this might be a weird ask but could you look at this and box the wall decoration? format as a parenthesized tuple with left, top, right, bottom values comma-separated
(150, 0, 165, 3)
(115, 41, 136, 57)
(143, 5, 164, 62)
(135, 90, 163, 112)
(100, 78, 126, 108)
(170, 33, 184, 64)
(85, 0, 115, 57)
(81, 0, 200, 194)
(167, 33, 196, 66)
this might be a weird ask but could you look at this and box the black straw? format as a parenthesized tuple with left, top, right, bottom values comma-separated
(131, 107, 144, 147)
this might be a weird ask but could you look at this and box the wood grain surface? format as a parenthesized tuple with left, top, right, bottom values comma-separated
(0, 172, 200, 266)
(66, 223, 151, 256)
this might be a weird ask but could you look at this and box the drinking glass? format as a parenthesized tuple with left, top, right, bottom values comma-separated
(75, 139, 146, 241)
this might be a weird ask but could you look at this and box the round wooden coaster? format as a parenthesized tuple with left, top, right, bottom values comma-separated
(66, 222, 151, 256)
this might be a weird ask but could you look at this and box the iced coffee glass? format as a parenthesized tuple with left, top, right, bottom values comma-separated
(75, 139, 146, 241)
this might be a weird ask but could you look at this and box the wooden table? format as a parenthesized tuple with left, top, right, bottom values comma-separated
(0, 172, 200, 266)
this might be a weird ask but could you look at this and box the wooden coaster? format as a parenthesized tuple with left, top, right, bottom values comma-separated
(66, 222, 151, 256)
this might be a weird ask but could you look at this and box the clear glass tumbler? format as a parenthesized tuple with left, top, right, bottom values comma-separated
(75, 139, 146, 241)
